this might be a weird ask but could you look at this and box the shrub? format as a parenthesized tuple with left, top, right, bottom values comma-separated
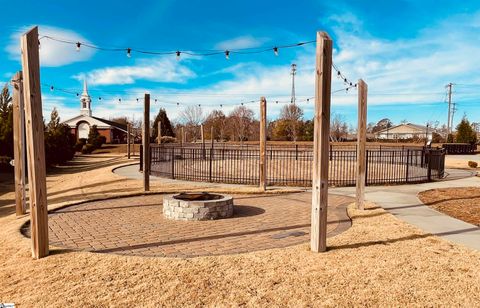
(74, 139, 87, 152)
(88, 125, 106, 149)
(44, 108, 76, 165)
(81, 144, 95, 154)
(468, 161, 478, 168)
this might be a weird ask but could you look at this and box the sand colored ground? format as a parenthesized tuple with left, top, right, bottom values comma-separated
(1, 154, 480, 306)
(419, 187, 480, 226)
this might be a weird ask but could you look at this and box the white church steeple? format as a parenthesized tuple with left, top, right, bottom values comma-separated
(80, 79, 92, 117)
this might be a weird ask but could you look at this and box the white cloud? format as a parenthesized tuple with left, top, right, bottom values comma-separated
(215, 35, 269, 50)
(6, 25, 95, 67)
(73, 57, 196, 85)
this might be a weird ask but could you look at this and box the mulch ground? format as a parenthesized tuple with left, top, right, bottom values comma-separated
(418, 187, 480, 226)
(2, 154, 480, 306)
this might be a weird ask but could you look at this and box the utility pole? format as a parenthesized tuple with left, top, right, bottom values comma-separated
(290, 63, 297, 104)
(446, 83, 453, 135)
(451, 103, 458, 131)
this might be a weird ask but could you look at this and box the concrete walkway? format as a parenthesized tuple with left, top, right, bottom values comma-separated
(331, 175, 480, 251)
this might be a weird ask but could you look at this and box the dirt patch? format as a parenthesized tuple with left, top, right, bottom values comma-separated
(419, 187, 480, 226)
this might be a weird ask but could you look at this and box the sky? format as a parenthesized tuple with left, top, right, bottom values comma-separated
(2, 0, 480, 128)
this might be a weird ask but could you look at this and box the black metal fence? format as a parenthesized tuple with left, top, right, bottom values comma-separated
(442, 143, 477, 154)
(143, 143, 445, 187)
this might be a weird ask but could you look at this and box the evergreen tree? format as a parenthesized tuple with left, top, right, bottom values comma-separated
(152, 108, 175, 141)
(0, 84, 13, 157)
(456, 117, 477, 144)
(44, 108, 76, 165)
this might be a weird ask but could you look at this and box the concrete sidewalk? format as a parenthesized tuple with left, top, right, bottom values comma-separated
(331, 175, 480, 251)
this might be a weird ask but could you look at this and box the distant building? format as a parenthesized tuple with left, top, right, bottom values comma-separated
(375, 123, 432, 140)
(62, 80, 127, 143)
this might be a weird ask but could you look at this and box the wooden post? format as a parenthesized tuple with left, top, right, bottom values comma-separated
(127, 123, 131, 159)
(21, 26, 49, 259)
(311, 31, 332, 253)
(157, 121, 162, 144)
(259, 97, 267, 191)
(143, 94, 150, 191)
(210, 126, 214, 149)
(12, 71, 27, 216)
(356, 79, 368, 210)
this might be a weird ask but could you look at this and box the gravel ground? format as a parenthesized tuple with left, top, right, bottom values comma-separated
(1, 154, 480, 306)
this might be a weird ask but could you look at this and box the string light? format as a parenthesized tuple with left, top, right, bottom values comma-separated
(273, 47, 279, 56)
(38, 35, 316, 59)
(76, 42, 81, 52)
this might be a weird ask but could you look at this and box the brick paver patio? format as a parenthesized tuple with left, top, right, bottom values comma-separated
(35, 192, 352, 258)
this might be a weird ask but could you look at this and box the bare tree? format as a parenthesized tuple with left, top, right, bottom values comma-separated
(330, 113, 349, 142)
(203, 110, 228, 141)
(228, 106, 255, 142)
(279, 103, 303, 142)
(179, 105, 203, 142)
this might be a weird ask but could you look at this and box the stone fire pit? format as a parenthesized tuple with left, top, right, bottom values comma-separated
(163, 192, 234, 221)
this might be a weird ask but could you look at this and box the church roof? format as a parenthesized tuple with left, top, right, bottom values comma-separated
(62, 114, 127, 133)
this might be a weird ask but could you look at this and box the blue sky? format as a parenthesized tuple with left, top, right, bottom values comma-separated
(2, 0, 480, 129)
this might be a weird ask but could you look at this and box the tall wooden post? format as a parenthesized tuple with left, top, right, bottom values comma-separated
(157, 121, 162, 144)
(12, 71, 27, 216)
(143, 94, 150, 191)
(259, 97, 267, 191)
(127, 123, 131, 159)
(311, 31, 332, 253)
(356, 79, 368, 210)
(21, 27, 49, 259)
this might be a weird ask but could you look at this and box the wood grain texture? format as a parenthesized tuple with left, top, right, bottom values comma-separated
(259, 97, 267, 191)
(143, 94, 150, 191)
(311, 31, 332, 253)
(356, 79, 368, 210)
(12, 71, 27, 216)
(21, 27, 49, 258)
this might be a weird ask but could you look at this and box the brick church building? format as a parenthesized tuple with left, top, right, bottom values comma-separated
(62, 81, 127, 143)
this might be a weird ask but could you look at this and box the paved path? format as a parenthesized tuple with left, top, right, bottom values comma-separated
(331, 175, 480, 251)
(24, 193, 352, 258)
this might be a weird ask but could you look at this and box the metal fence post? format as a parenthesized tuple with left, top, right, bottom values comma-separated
(171, 147, 175, 179)
(139, 145, 143, 171)
(405, 149, 410, 183)
(209, 147, 213, 182)
(427, 149, 432, 181)
(364, 150, 369, 185)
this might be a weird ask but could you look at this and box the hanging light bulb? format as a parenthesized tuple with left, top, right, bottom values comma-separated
(76, 42, 81, 52)
(241, 102, 244, 106)
(198, 104, 201, 107)
(349, 82, 353, 86)
(176, 102, 179, 106)
(220, 104, 223, 108)
(155, 99, 158, 103)
(306, 98, 310, 103)
(50, 86, 54, 91)
(136, 98, 139, 102)
(276, 101, 279, 104)
(98, 97, 102, 101)
(76, 93, 79, 97)
(344, 78, 348, 83)
(118, 98, 122, 103)
(126, 48, 131, 58)
(176, 51, 181, 61)
(273, 47, 279, 56)
(225, 50, 230, 60)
